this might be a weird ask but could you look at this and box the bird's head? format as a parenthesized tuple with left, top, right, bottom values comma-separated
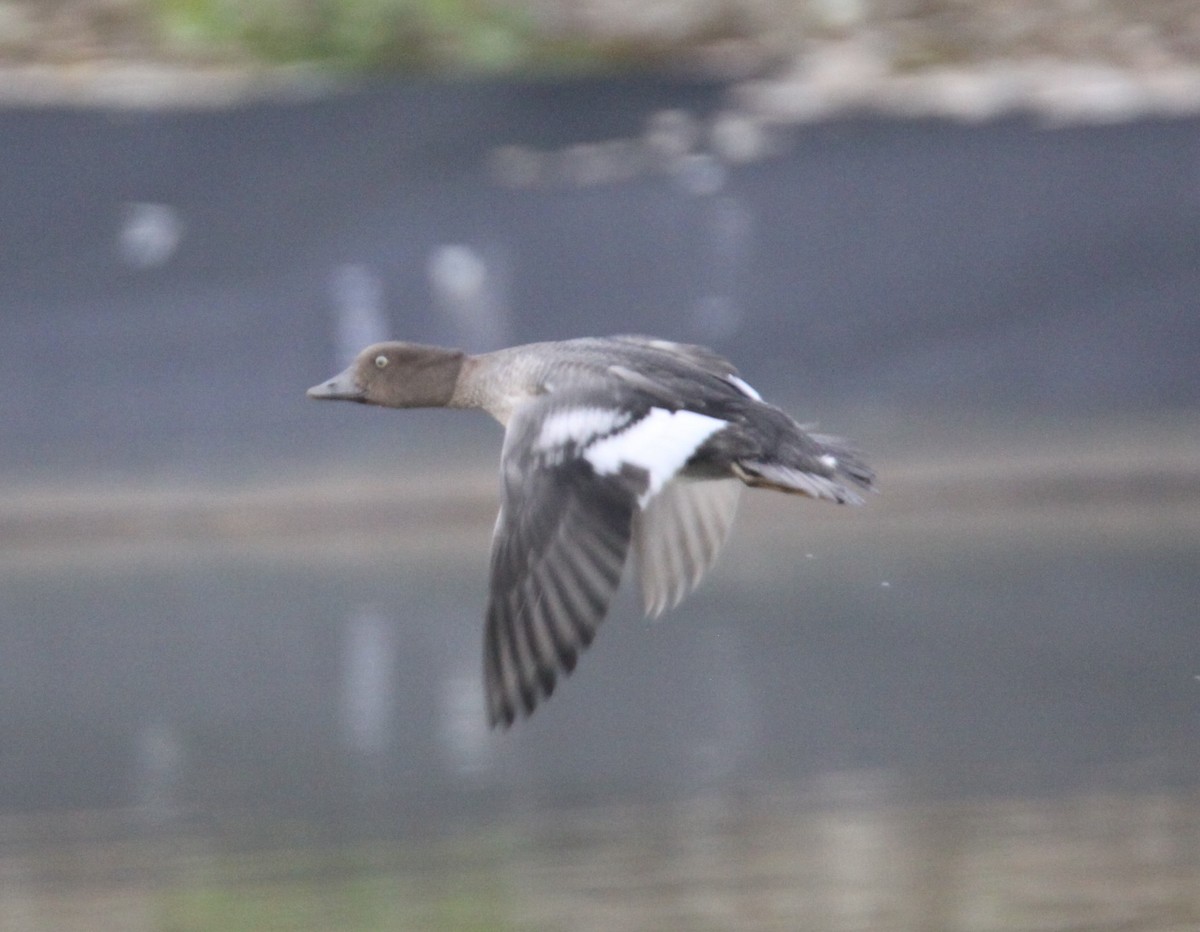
(306, 341, 465, 409)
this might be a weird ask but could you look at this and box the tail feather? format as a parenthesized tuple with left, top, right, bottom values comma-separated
(734, 435, 875, 505)
(811, 433, 876, 492)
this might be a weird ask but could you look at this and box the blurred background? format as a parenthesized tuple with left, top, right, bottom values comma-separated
(2, 1, 1199, 929)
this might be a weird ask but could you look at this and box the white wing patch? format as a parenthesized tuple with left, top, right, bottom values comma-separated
(535, 407, 631, 452)
(727, 375, 762, 401)
(585, 408, 728, 506)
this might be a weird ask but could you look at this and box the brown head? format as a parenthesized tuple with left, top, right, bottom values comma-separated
(306, 341, 466, 409)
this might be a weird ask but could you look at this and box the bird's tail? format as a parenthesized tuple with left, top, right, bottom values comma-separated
(732, 432, 875, 505)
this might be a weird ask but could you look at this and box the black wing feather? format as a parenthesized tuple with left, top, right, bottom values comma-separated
(483, 397, 642, 728)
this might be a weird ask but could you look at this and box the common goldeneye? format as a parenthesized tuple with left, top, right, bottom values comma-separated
(308, 336, 874, 728)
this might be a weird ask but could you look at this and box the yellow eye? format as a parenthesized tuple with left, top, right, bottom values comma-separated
(374, 355, 388, 369)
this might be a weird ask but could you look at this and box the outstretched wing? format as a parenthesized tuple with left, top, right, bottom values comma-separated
(484, 397, 640, 728)
(633, 478, 741, 617)
(483, 391, 731, 727)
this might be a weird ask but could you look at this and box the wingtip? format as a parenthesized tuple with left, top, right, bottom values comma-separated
(487, 700, 516, 731)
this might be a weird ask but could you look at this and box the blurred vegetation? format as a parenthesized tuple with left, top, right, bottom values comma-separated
(153, 0, 548, 71)
(154, 839, 523, 931)
(145, 0, 766, 73)
(0, 0, 768, 74)
(3, 0, 1193, 81)
(141, 0, 784, 74)
(159, 870, 520, 931)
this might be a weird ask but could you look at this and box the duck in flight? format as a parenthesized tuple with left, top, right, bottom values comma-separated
(308, 336, 874, 728)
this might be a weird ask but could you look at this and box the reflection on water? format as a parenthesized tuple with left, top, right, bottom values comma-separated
(131, 718, 185, 825)
(508, 786, 1200, 932)
(5, 517, 1194, 816)
(0, 430, 1197, 929)
(341, 607, 395, 757)
(0, 785, 1195, 931)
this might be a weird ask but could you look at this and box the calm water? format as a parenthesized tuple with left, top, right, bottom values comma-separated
(3, 79, 1199, 930)
(0, 433, 1196, 930)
